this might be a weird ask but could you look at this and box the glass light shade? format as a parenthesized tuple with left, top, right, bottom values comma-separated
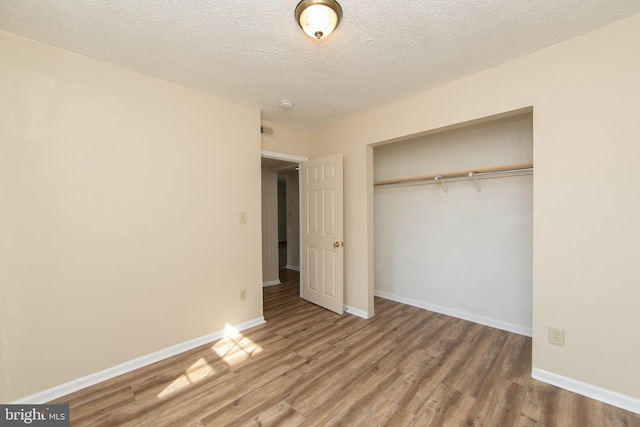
(297, 2, 341, 39)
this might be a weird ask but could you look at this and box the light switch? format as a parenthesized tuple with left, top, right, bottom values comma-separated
(239, 212, 247, 224)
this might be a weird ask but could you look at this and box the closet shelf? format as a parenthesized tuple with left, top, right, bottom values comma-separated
(374, 162, 533, 187)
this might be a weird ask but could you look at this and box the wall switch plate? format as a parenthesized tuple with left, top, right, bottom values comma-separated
(548, 327, 565, 346)
(239, 212, 247, 224)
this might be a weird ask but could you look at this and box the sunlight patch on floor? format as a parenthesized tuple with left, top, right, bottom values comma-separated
(212, 324, 263, 367)
(158, 357, 214, 398)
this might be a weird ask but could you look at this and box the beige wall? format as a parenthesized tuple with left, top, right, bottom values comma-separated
(261, 120, 309, 158)
(308, 15, 640, 399)
(0, 32, 263, 402)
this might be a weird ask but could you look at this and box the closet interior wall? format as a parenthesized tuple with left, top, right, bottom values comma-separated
(373, 113, 533, 335)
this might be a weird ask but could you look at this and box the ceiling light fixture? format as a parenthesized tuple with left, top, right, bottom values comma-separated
(295, 0, 343, 40)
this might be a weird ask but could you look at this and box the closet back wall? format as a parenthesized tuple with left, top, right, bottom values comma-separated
(374, 113, 533, 335)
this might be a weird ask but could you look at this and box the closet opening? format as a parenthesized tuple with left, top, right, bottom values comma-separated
(373, 111, 533, 336)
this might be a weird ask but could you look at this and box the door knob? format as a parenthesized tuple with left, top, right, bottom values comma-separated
(333, 242, 343, 248)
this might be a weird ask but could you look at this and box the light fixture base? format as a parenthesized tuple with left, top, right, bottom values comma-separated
(280, 100, 294, 110)
(295, 0, 343, 40)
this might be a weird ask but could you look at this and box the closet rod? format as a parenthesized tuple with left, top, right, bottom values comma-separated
(374, 162, 533, 186)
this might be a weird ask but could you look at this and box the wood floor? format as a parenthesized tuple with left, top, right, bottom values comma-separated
(52, 269, 640, 426)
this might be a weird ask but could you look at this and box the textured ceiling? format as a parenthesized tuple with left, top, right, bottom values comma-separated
(1, 1, 639, 131)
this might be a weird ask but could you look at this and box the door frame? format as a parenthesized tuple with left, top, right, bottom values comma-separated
(261, 150, 308, 164)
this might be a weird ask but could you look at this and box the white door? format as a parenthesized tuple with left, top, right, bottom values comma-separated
(301, 153, 344, 314)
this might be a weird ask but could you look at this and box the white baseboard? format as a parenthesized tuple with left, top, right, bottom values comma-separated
(285, 264, 300, 272)
(532, 368, 640, 415)
(344, 305, 372, 319)
(12, 316, 266, 404)
(263, 280, 281, 287)
(374, 290, 531, 337)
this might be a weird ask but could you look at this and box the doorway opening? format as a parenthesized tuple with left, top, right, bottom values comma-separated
(277, 168, 301, 283)
(260, 151, 305, 290)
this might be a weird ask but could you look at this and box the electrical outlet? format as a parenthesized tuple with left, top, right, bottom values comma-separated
(240, 289, 247, 301)
(239, 212, 247, 224)
(548, 327, 565, 346)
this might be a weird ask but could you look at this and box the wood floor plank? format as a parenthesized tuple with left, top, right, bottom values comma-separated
(412, 383, 476, 426)
(238, 400, 305, 427)
(395, 355, 448, 414)
(525, 381, 555, 425)
(348, 401, 401, 427)
(196, 372, 299, 426)
(64, 387, 136, 426)
(494, 332, 532, 386)
(467, 378, 527, 426)
(285, 343, 397, 416)
(159, 352, 306, 426)
(49, 268, 640, 426)
(384, 405, 419, 426)
(300, 367, 404, 426)
(442, 328, 509, 398)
